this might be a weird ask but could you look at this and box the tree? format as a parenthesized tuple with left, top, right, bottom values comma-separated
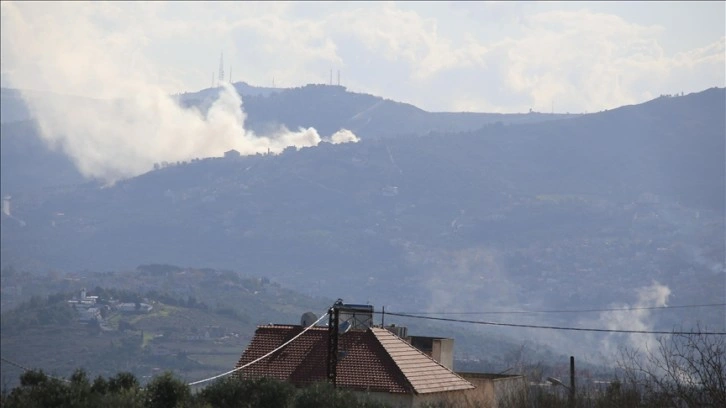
(143, 372, 191, 408)
(294, 382, 389, 408)
(200, 377, 295, 408)
(107, 372, 138, 393)
(617, 328, 726, 408)
(3, 370, 70, 408)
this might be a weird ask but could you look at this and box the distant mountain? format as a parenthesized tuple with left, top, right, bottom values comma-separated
(177, 82, 577, 139)
(228, 83, 578, 139)
(174, 81, 282, 109)
(1, 83, 576, 196)
(2, 88, 723, 337)
(0, 120, 87, 196)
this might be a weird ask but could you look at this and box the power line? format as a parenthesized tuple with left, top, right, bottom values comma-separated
(5, 302, 724, 388)
(376, 311, 726, 335)
(1, 356, 71, 383)
(187, 310, 328, 386)
(393, 303, 726, 316)
(2, 308, 330, 389)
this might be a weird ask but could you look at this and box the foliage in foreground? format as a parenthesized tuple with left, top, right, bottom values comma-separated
(0, 370, 391, 408)
(2, 331, 723, 407)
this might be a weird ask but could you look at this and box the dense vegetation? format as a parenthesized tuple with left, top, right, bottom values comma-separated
(1, 280, 573, 391)
(0, 278, 334, 390)
(4, 329, 724, 408)
(1, 370, 390, 408)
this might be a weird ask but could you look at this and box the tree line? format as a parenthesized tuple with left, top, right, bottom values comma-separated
(1, 370, 389, 408)
(2, 330, 723, 407)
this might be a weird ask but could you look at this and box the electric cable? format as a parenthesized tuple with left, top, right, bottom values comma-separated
(0, 356, 71, 383)
(187, 310, 328, 386)
(392, 303, 726, 315)
(375, 311, 726, 335)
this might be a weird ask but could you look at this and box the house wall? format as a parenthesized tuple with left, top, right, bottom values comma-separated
(458, 373, 528, 408)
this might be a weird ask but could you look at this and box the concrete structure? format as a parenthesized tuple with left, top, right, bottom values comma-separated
(408, 335, 455, 370)
(67, 288, 99, 309)
(459, 372, 528, 408)
(224, 149, 241, 159)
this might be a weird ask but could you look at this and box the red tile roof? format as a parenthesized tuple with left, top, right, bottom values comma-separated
(235, 325, 473, 395)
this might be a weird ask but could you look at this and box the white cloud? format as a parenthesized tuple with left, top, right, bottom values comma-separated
(2, 1, 723, 115)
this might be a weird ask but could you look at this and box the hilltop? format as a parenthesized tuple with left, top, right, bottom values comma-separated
(1, 83, 575, 195)
(179, 83, 578, 140)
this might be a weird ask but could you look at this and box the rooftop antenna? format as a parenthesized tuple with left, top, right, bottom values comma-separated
(218, 52, 225, 85)
(337, 70, 340, 86)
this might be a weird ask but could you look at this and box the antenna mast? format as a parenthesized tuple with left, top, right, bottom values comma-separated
(337, 70, 340, 86)
(218, 52, 225, 85)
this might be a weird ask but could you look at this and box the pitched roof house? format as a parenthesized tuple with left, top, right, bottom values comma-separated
(235, 325, 477, 407)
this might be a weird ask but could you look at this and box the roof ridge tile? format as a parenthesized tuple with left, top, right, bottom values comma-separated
(369, 327, 474, 394)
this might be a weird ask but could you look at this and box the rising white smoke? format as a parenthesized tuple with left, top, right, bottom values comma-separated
(329, 129, 360, 144)
(595, 281, 672, 356)
(0, 2, 358, 184)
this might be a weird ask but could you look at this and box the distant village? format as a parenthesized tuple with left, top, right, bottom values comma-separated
(67, 287, 153, 325)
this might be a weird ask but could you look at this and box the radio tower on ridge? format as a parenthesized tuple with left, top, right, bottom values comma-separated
(218, 52, 225, 85)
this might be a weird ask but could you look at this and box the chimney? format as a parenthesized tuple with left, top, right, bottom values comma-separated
(432, 338, 454, 370)
(408, 336, 455, 370)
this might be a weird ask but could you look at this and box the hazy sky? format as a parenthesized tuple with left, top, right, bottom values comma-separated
(2, 1, 724, 114)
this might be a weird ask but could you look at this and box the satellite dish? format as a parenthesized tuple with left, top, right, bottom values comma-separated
(339, 320, 352, 334)
(300, 312, 317, 327)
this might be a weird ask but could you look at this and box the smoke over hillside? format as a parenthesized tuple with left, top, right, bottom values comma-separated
(0, 2, 358, 184)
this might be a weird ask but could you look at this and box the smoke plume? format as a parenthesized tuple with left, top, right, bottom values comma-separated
(594, 281, 672, 356)
(0, 2, 358, 184)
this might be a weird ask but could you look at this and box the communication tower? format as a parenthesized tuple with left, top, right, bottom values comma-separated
(218, 52, 225, 85)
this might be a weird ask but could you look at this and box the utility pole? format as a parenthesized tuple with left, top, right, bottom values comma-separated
(570, 356, 576, 408)
(327, 300, 342, 387)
